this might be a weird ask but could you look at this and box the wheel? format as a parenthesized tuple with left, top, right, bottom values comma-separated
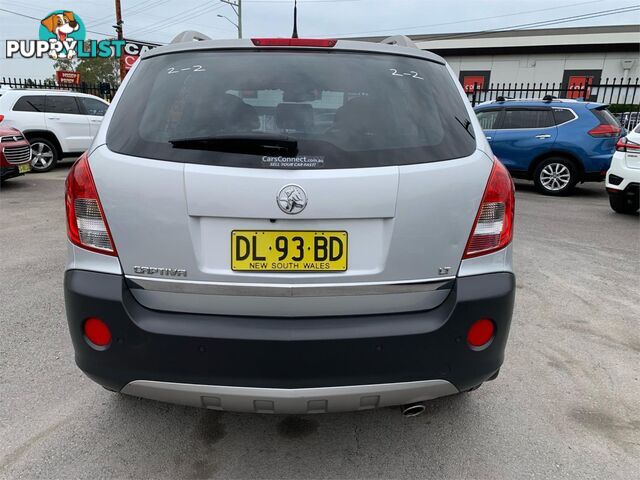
(533, 158, 577, 196)
(609, 193, 639, 214)
(29, 138, 58, 172)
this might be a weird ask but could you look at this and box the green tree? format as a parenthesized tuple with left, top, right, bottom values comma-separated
(51, 44, 120, 84)
(76, 56, 119, 84)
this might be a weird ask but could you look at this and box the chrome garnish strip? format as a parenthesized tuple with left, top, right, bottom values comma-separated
(125, 275, 455, 297)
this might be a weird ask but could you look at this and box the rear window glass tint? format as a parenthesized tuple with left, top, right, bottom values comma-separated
(45, 96, 80, 114)
(502, 109, 554, 129)
(106, 51, 476, 169)
(552, 109, 575, 125)
(13, 95, 45, 112)
(592, 107, 620, 126)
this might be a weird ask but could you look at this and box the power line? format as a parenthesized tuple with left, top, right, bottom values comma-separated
(87, 0, 174, 28)
(129, 3, 226, 36)
(422, 5, 640, 42)
(319, 0, 605, 37)
(0, 7, 114, 37)
(128, 3, 227, 36)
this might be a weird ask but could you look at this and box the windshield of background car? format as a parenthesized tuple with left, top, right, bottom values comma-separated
(106, 50, 476, 169)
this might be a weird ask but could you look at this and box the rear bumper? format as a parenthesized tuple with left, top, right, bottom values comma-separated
(607, 182, 640, 200)
(64, 270, 515, 412)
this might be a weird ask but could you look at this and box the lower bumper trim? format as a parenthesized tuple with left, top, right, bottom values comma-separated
(121, 379, 459, 414)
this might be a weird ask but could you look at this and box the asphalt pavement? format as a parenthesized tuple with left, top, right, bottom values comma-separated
(1, 163, 639, 479)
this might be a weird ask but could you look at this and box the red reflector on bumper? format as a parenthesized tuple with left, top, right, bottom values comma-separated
(467, 318, 495, 349)
(83, 317, 112, 348)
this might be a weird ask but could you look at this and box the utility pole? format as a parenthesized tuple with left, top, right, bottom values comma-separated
(220, 0, 242, 38)
(114, 0, 125, 81)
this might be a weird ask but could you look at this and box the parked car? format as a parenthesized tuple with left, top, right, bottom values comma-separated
(606, 123, 640, 214)
(0, 89, 109, 172)
(64, 35, 516, 414)
(0, 126, 31, 182)
(475, 98, 621, 195)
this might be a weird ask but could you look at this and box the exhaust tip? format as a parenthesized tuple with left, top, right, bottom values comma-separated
(401, 403, 426, 417)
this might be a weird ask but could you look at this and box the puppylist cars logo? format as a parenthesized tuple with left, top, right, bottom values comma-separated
(5, 10, 151, 61)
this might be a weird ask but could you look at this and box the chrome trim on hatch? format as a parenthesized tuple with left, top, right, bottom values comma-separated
(121, 379, 459, 413)
(125, 276, 455, 297)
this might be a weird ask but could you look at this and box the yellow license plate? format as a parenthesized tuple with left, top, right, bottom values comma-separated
(231, 230, 347, 272)
(18, 164, 31, 173)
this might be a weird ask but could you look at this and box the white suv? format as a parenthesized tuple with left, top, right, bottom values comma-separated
(606, 123, 640, 214)
(0, 89, 109, 172)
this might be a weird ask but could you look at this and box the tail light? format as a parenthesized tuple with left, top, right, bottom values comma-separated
(251, 38, 337, 47)
(463, 158, 515, 259)
(615, 136, 640, 152)
(65, 152, 117, 256)
(588, 124, 620, 138)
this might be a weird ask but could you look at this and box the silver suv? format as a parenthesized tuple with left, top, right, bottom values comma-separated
(64, 35, 515, 414)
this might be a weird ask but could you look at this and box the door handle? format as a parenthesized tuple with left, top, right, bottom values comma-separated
(535, 134, 551, 139)
(90, 119, 102, 123)
(47, 116, 60, 120)
(485, 136, 492, 140)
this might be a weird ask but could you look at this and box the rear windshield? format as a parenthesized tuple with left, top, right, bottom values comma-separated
(106, 50, 475, 169)
(592, 107, 620, 127)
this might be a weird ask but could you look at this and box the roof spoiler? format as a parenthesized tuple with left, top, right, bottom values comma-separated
(380, 35, 418, 49)
(171, 30, 212, 44)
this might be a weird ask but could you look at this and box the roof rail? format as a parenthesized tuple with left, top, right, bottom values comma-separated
(488, 97, 581, 105)
(380, 35, 418, 49)
(171, 30, 212, 44)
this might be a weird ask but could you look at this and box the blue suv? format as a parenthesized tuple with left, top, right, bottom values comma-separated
(474, 98, 620, 195)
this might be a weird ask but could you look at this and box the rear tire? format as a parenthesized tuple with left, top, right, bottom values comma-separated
(533, 158, 578, 196)
(29, 137, 58, 172)
(609, 193, 639, 214)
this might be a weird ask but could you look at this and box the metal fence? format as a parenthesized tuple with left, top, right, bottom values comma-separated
(467, 78, 640, 130)
(0, 77, 120, 102)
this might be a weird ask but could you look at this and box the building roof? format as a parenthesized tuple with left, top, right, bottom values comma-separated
(350, 24, 640, 56)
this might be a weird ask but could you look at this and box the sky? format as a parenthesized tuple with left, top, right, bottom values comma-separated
(1, 0, 638, 79)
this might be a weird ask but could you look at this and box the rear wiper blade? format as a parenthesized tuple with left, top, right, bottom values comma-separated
(454, 116, 475, 139)
(169, 133, 298, 156)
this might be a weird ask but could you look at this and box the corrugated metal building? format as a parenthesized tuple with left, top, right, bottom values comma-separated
(353, 25, 639, 92)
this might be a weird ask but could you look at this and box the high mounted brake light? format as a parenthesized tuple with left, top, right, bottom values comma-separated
(251, 38, 337, 47)
(463, 158, 515, 259)
(65, 152, 117, 256)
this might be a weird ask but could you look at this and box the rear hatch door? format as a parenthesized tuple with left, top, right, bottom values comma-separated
(93, 46, 488, 316)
